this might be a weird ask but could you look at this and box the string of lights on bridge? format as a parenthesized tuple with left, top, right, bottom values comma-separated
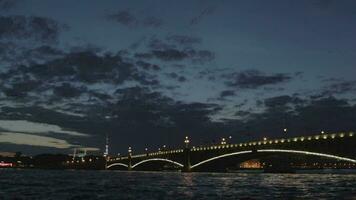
(109, 132, 354, 161)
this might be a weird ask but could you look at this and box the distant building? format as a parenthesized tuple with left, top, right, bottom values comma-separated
(239, 159, 262, 169)
(0, 152, 16, 157)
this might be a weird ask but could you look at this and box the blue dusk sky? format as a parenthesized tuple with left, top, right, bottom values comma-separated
(0, 0, 356, 155)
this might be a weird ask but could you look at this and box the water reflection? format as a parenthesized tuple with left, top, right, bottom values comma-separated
(0, 169, 356, 199)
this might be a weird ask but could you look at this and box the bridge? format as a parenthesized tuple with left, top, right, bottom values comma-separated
(106, 132, 356, 172)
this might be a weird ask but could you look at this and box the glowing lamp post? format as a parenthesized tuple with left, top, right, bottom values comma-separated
(183, 136, 191, 172)
(128, 146, 132, 157)
(283, 128, 288, 133)
(221, 138, 226, 145)
(184, 136, 190, 148)
(145, 148, 148, 156)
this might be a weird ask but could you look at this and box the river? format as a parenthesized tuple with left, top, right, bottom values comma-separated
(0, 169, 356, 199)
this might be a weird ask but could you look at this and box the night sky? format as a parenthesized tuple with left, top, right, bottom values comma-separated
(1, 0, 356, 155)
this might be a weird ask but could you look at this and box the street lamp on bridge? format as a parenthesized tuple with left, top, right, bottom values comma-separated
(128, 146, 132, 156)
(184, 136, 190, 148)
(221, 138, 226, 145)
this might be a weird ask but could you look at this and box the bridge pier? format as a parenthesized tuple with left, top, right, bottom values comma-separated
(182, 147, 191, 172)
(127, 157, 132, 171)
(128, 147, 132, 171)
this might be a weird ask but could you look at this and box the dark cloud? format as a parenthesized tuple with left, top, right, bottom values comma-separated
(26, 51, 135, 84)
(106, 10, 138, 27)
(0, 41, 18, 62)
(148, 38, 176, 50)
(135, 36, 214, 64)
(219, 90, 235, 98)
(53, 83, 86, 98)
(88, 91, 112, 102)
(151, 48, 214, 63)
(224, 70, 292, 89)
(0, 49, 162, 106)
(143, 16, 163, 28)
(264, 95, 304, 108)
(190, 5, 216, 25)
(17, 45, 64, 63)
(0, 15, 66, 65)
(2, 79, 42, 98)
(167, 72, 186, 82)
(110, 86, 221, 133)
(221, 96, 356, 140)
(31, 45, 64, 56)
(188, 49, 215, 64)
(166, 35, 202, 46)
(323, 80, 356, 95)
(132, 73, 160, 86)
(0, 0, 18, 11)
(107, 10, 163, 28)
(167, 72, 178, 79)
(136, 60, 160, 71)
(152, 49, 188, 61)
(0, 15, 65, 43)
(0, 106, 101, 144)
(309, 96, 349, 107)
(178, 76, 186, 82)
(234, 110, 251, 117)
(0, 43, 64, 65)
(69, 44, 102, 54)
(2, 78, 356, 153)
(134, 52, 154, 59)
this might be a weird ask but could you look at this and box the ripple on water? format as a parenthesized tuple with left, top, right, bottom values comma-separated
(0, 169, 356, 199)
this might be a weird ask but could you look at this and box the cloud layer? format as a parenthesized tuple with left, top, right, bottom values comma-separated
(0, 0, 356, 154)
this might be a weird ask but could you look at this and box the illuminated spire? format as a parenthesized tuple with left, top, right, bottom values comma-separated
(104, 134, 109, 157)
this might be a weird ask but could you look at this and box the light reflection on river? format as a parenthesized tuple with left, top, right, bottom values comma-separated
(0, 169, 356, 199)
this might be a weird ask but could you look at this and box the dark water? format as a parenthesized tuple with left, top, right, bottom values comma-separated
(1, 169, 356, 199)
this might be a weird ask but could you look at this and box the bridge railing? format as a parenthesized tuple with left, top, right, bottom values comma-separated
(109, 132, 354, 162)
(190, 132, 354, 152)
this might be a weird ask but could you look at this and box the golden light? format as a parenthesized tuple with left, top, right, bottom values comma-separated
(221, 138, 226, 145)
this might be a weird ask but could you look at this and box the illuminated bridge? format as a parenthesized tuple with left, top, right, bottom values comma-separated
(106, 132, 356, 172)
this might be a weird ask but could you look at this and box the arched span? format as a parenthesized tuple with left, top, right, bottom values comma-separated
(191, 150, 252, 169)
(107, 163, 128, 169)
(190, 149, 356, 169)
(132, 158, 183, 169)
(257, 149, 356, 163)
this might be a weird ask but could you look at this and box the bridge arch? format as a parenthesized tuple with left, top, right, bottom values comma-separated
(191, 150, 252, 169)
(257, 149, 356, 163)
(190, 149, 356, 169)
(107, 163, 128, 169)
(132, 158, 183, 169)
